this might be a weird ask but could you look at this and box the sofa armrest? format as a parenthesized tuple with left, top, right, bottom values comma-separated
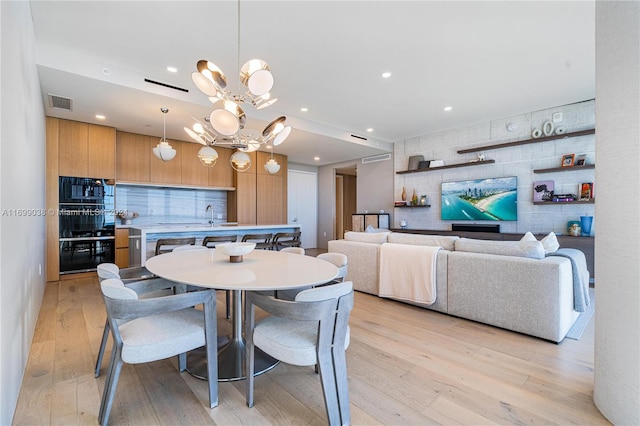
(328, 239, 381, 295)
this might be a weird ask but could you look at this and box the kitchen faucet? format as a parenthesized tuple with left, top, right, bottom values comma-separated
(206, 204, 214, 226)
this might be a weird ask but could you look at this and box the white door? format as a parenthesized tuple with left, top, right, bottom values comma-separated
(288, 170, 317, 249)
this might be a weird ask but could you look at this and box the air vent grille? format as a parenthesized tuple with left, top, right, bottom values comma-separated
(362, 153, 391, 164)
(144, 78, 189, 93)
(48, 95, 72, 111)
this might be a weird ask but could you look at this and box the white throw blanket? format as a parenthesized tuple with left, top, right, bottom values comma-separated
(379, 243, 440, 306)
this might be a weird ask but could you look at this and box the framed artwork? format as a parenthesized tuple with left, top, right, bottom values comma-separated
(575, 154, 586, 166)
(561, 153, 575, 168)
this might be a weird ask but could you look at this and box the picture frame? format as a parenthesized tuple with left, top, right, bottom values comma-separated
(575, 154, 586, 166)
(561, 153, 575, 168)
(533, 180, 554, 202)
(580, 182, 594, 200)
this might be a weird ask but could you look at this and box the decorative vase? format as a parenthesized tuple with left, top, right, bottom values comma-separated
(412, 189, 418, 206)
(580, 216, 593, 236)
(567, 221, 581, 237)
(401, 187, 407, 202)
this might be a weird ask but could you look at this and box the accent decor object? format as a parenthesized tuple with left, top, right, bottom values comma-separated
(152, 108, 176, 162)
(184, 0, 291, 171)
(217, 242, 256, 263)
(580, 216, 593, 236)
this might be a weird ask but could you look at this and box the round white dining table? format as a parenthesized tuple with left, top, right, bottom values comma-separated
(144, 248, 338, 381)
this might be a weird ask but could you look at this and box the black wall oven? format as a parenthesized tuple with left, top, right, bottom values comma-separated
(59, 177, 115, 274)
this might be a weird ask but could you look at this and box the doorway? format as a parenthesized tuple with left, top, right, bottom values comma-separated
(335, 166, 357, 239)
(287, 170, 317, 249)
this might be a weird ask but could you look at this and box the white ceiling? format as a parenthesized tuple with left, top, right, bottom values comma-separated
(30, 1, 595, 166)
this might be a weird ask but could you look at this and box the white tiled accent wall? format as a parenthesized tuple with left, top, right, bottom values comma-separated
(115, 185, 228, 226)
(394, 100, 595, 235)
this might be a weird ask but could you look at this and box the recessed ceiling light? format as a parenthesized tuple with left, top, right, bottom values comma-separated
(381, 71, 392, 78)
(166, 66, 178, 73)
(95, 114, 106, 120)
(444, 106, 453, 112)
(366, 128, 373, 132)
(300, 107, 308, 112)
(314, 156, 320, 161)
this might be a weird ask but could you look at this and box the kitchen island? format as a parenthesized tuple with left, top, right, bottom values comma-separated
(128, 223, 301, 266)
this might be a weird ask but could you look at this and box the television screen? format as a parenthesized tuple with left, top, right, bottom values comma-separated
(441, 176, 517, 221)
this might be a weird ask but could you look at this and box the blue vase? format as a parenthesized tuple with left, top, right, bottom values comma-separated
(580, 216, 593, 236)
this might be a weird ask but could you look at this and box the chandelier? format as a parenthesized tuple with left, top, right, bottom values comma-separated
(184, 0, 291, 171)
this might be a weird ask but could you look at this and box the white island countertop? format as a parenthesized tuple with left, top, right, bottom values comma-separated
(127, 223, 301, 266)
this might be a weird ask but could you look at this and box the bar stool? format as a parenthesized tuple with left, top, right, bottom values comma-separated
(241, 233, 273, 250)
(155, 237, 196, 255)
(272, 231, 302, 251)
(202, 235, 238, 248)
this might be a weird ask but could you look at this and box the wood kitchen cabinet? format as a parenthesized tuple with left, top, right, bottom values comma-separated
(181, 142, 209, 186)
(228, 151, 257, 225)
(58, 119, 115, 178)
(257, 151, 287, 224)
(115, 228, 129, 268)
(208, 146, 234, 188)
(150, 138, 182, 184)
(116, 132, 151, 182)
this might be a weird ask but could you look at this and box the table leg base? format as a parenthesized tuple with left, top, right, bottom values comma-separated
(187, 339, 279, 382)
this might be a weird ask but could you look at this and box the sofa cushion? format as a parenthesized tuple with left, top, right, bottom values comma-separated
(388, 233, 459, 251)
(454, 238, 545, 259)
(520, 231, 560, 254)
(344, 231, 390, 244)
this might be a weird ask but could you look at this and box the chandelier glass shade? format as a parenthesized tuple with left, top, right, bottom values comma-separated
(198, 146, 218, 167)
(153, 108, 176, 162)
(230, 150, 252, 172)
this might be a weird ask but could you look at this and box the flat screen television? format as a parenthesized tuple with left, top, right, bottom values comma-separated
(441, 176, 517, 221)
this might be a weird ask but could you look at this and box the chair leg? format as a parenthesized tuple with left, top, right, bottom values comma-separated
(317, 352, 341, 426)
(333, 349, 351, 425)
(99, 347, 123, 426)
(94, 319, 110, 378)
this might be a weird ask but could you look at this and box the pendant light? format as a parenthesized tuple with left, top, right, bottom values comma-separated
(264, 147, 280, 174)
(152, 108, 176, 162)
(198, 146, 219, 167)
(230, 150, 252, 172)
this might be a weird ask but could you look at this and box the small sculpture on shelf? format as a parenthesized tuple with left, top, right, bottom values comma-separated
(401, 186, 407, 202)
(412, 189, 418, 206)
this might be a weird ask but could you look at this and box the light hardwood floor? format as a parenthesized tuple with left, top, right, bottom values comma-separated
(13, 275, 610, 425)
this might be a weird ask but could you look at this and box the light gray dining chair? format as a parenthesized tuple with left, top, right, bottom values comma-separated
(317, 252, 348, 284)
(98, 278, 218, 425)
(279, 247, 305, 255)
(245, 281, 354, 426)
(95, 263, 164, 377)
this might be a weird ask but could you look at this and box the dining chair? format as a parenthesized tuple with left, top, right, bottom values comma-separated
(245, 281, 354, 426)
(317, 252, 348, 284)
(241, 233, 273, 250)
(155, 237, 196, 255)
(173, 244, 208, 252)
(202, 235, 237, 248)
(279, 247, 305, 255)
(95, 263, 160, 377)
(272, 231, 302, 251)
(98, 278, 218, 425)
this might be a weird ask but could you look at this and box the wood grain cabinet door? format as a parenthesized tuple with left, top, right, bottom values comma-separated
(150, 139, 182, 184)
(208, 146, 234, 188)
(88, 124, 116, 179)
(58, 120, 88, 177)
(116, 132, 151, 183)
(181, 142, 209, 186)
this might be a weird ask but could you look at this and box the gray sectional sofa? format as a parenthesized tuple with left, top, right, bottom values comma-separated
(328, 231, 589, 342)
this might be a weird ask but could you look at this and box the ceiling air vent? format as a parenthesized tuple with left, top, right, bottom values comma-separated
(144, 78, 189, 93)
(48, 94, 72, 111)
(362, 153, 391, 164)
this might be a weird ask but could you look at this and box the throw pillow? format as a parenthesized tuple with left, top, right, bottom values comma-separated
(520, 231, 537, 242)
(541, 232, 560, 254)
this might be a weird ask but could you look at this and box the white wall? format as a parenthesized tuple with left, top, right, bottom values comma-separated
(394, 100, 595, 234)
(593, 2, 640, 424)
(0, 2, 47, 423)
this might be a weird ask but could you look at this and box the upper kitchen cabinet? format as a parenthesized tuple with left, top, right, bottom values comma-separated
(116, 131, 151, 182)
(181, 141, 209, 187)
(150, 138, 182, 184)
(208, 146, 234, 188)
(58, 119, 115, 178)
(256, 151, 288, 224)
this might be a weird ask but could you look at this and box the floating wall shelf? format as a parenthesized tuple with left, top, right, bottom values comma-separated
(533, 200, 595, 205)
(533, 164, 595, 174)
(396, 159, 495, 174)
(394, 205, 431, 208)
(457, 129, 596, 154)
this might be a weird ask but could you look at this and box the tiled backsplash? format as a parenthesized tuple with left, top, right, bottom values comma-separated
(115, 185, 227, 226)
